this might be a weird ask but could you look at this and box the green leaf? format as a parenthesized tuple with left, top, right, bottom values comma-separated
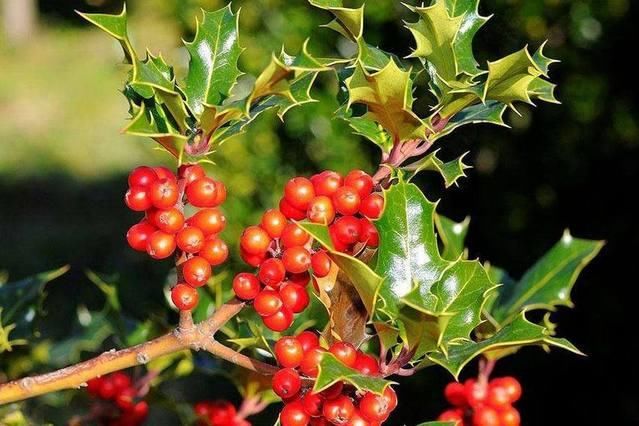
(314, 353, 394, 395)
(345, 59, 428, 142)
(403, 150, 470, 188)
(482, 47, 544, 106)
(435, 215, 470, 261)
(437, 100, 508, 140)
(124, 103, 189, 158)
(443, 0, 490, 77)
(335, 105, 393, 153)
(183, 5, 244, 116)
(491, 231, 604, 324)
(427, 313, 582, 377)
(78, 6, 136, 68)
(532, 41, 559, 77)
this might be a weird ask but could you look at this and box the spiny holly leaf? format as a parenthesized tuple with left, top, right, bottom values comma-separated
(435, 215, 470, 261)
(345, 59, 428, 142)
(314, 353, 394, 395)
(532, 41, 560, 76)
(427, 313, 582, 377)
(403, 150, 470, 188)
(124, 103, 189, 159)
(436, 100, 508, 140)
(0, 266, 69, 341)
(491, 231, 604, 324)
(183, 5, 243, 116)
(335, 105, 393, 153)
(444, 0, 490, 77)
(0, 309, 27, 353)
(78, 6, 136, 68)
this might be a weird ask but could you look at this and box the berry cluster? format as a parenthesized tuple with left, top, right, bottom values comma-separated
(233, 170, 383, 331)
(124, 165, 228, 311)
(194, 400, 250, 426)
(85, 372, 149, 426)
(271, 332, 396, 425)
(438, 377, 522, 426)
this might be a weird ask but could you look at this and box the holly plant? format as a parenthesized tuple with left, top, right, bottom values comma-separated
(0, 1, 602, 426)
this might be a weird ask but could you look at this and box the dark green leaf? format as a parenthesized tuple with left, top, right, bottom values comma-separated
(435, 215, 470, 261)
(437, 100, 508, 140)
(314, 353, 394, 395)
(403, 150, 470, 188)
(335, 105, 393, 153)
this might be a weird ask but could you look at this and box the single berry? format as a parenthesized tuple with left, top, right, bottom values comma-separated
(146, 231, 176, 259)
(125, 186, 153, 211)
(171, 284, 199, 310)
(332, 186, 361, 216)
(333, 216, 362, 245)
(300, 347, 326, 378)
(178, 164, 205, 184)
(186, 177, 219, 207)
(311, 171, 343, 197)
(329, 342, 357, 367)
(302, 391, 323, 417)
(188, 208, 226, 235)
(280, 401, 310, 426)
(322, 395, 355, 425)
(110, 372, 131, 392)
(359, 193, 384, 219)
(473, 405, 500, 426)
(150, 178, 179, 209)
(464, 379, 487, 407)
(297, 330, 320, 353)
(182, 256, 212, 287)
(258, 258, 286, 287)
(272, 368, 302, 399)
(115, 386, 136, 411)
(240, 248, 266, 267)
(279, 283, 310, 313)
(86, 377, 103, 397)
(281, 223, 310, 249)
(382, 386, 398, 412)
(285, 177, 316, 210)
(487, 382, 511, 408)
(438, 409, 464, 423)
(213, 181, 227, 206)
(347, 411, 373, 426)
(358, 218, 379, 247)
(128, 166, 158, 188)
(261, 209, 288, 238)
(353, 353, 380, 376)
(282, 247, 312, 274)
(311, 250, 332, 278)
(274, 336, 304, 368)
(254, 289, 283, 317)
(279, 197, 307, 220)
(263, 306, 294, 332)
(152, 207, 185, 234)
(153, 166, 176, 182)
(240, 226, 272, 255)
(492, 376, 522, 403)
(358, 391, 391, 422)
(288, 271, 311, 286)
(307, 195, 336, 225)
(319, 381, 343, 400)
(127, 221, 157, 252)
(329, 225, 350, 253)
(444, 382, 467, 407)
(500, 407, 521, 426)
(199, 237, 228, 266)
(232, 273, 261, 300)
(176, 226, 205, 253)
(344, 170, 374, 199)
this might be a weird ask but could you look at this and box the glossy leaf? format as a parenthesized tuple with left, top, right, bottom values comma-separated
(78, 6, 136, 68)
(482, 47, 544, 106)
(435, 215, 471, 261)
(491, 231, 604, 324)
(314, 353, 394, 395)
(183, 5, 243, 116)
(335, 105, 393, 153)
(437, 100, 508, 140)
(427, 313, 582, 377)
(403, 150, 470, 188)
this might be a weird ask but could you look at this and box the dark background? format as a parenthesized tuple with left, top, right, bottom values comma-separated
(1, 0, 637, 424)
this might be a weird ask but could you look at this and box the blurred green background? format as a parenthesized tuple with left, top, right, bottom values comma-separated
(1, 0, 637, 424)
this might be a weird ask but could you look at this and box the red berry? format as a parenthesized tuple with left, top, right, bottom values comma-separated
(322, 395, 355, 425)
(333, 216, 361, 245)
(275, 336, 304, 368)
(329, 225, 350, 253)
(280, 283, 310, 313)
(240, 248, 266, 267)
(285, 177, 316, 210)
(320, 381, 343, 400)
(125, 186, 153, 211)
(311, 250, 332, 277)
(500, 407, 521, 426)
(329, 342, 357, 368)
(98, 376, 117, 400)
(186, 177, 219, 207)
(254, 289, 283, 317)
(178, 164, 205, 184)
(146, 231, 176, 259)
(150, 178, 179, 209)
(115, 386, 136, 411)
(282, 247, 312, 274)
(358, 218, 379, 247)
(347, 411, 374, 426)
(86, 377, 103, 397)
(152, 207, 185, 234)
(153, 166, 176, 182)
(258, 258, 286, 287)
(281, 223, 311, 249)
(311, 171, 343, 197)
(332, 186, 360, 216)
(359, 193, 383, 219)
(358, 392, 391, 422)
(300, 347, 326, 378)
(307, 195, 336, 225)
(208, 401, 236, 425)
(438, 408, 464, 423)
(188, 208, 226, 235)
(464, 379, 487, 407)
(297, 331, 320, 353)
(131, 400, 149, 420)
(199, 238, 228, 266)
(129, 166, 158, 188)
(272, 368, 302, 399)
(492, 376, 522, 403)
(353, 353, 380, 376)
(280, 400, 310, 426)
(110, 372, 131, 392)
(382, 386, 398, 412)
(232, 273, 261, 300)
(302, 391, 323, 417)
(171, 283, 199, 310)
(182, 256, 212, 287)
(261, 209, 288, 238)
(444, 382, 467, 407)
(289, 271, 311, 287)
(344, 170, 373, 199)
(263, 307, 294, 332)
(213, 181, 227, 206)
(127, 221, 157, 252)
(240, 226, 272, 255)
(280, 197, 307, 220)
(473, 405, 500, 426)
(176, 226, 205, 253)
(487, 383, 511, 408)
